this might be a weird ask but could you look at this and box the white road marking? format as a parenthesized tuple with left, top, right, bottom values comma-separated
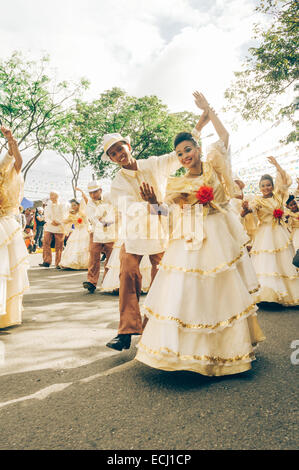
(0, 360, 136, 410)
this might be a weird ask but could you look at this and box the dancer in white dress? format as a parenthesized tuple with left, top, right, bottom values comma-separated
(101, 238, 152, 294)
(242, 158, 299, 305)
(286, 194, 299, 251)
(0, 126, 29, 328)
(136, 92, 265, 376)
(60, 194, 90, 270)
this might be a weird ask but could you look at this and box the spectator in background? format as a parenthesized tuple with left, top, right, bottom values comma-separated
(23, 225, 35, 253)
(34, 206, 45, 249)
(24, 207, 34, 229)
(15, 205, 26, 230)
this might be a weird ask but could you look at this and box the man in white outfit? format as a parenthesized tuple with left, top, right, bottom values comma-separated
(83, 180, 115, 293)
(102, 133, 181, 351)
(39, 191, 67, 269)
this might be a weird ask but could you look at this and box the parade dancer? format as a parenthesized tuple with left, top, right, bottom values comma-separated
(83, 181, 115, 293)
(135, 92, 265, 376)
(39, 191, 67, 269)
(0, 126, 29, 328)
(104, 94, 211, 351)
(59, 196, 90, 270)
(286, 195, 299, 251)
(242, 158, 299, 305)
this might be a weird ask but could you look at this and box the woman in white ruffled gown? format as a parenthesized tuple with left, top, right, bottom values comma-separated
(0, 127, 29, 328)
(286, 192, 299, 252)
(59, 196, 90, 270)
(242, 158, 299, 305)
(136, 92, 265, 376)
(101, 239, 152, 293)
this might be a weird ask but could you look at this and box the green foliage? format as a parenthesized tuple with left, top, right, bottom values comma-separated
(224, 0, 298, 143)
(0, 51, 89, 179)
(0, 53, 199, 185)
(73, 88, 200, 178)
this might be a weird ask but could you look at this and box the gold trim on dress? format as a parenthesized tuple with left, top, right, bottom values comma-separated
(0, 226, 21, 250)
(0, 254, 28, 279)
(6, 285, 30, 303)
(251, 233, 293, 255)
(159, 249, 245, 276)
(10, 255, 29, 273)
(249, 285, 261, 294)
(256, 288, 299, 305)
(143, 303, 257, 331)
(257, 272, 298, 280)
(137, 342, 255, 364)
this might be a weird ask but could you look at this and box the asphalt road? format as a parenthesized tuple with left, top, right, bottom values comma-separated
(0, 254, 298, 450)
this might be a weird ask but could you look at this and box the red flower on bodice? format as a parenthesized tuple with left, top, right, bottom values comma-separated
(273, 209, 284, 219)
(195, 186, 214, 205)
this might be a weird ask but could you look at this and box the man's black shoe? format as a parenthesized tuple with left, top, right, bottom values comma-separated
(83, 281, 96, 293)
(39, 262, 50, 267)
(106, 334, 131, 351)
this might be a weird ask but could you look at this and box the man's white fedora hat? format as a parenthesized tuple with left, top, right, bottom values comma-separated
(87, 180, 101, 193)
(101, 133, 131, 162)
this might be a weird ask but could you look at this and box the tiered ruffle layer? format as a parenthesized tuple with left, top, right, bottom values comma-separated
(136, 211, 265, 376)
(0, 216, 29, 328)
(101, 241, 152, 293)
(250, 223, 299, 305)
(60, 226, 90, 270)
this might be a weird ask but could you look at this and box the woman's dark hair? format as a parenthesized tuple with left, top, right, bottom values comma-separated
(174, 131, 197, 149)
(69, 198, 79, 205)
(259, 174, 274, 188)
(286, 194, 295, 205)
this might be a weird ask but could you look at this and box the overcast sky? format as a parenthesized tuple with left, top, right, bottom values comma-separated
(1, 0, 296, 199)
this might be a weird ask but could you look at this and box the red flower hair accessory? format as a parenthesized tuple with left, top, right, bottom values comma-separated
(195, 186, 214, 205)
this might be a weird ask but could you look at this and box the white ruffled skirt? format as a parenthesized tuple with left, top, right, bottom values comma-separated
(136, 210, 265, 376)
(0, 216, 30, 328)
(250, 223, 299, 305)
(60, 225, 90, 270)
(101, 240, 152, 293)
(292, 227, 299, 251)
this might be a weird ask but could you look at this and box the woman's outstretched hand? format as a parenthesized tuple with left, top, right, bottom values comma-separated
(193, 91, 209, 111)
(267, 156, 279, 167)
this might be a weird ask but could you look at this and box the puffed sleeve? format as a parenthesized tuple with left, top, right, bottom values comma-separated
(0, 152, 14, 173)
(206, 140, 234, 197)
(79, 198, 87, 215)
(274, 170, 292, 200)
(154, 151, 181, 178)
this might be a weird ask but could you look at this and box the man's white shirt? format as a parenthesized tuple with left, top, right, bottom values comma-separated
(110, 152, 180, 255)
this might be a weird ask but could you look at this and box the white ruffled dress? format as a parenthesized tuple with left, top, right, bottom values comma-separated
(100, 239, 152, 293)
(136, 141, 265, 376)
(60, 200, 90, 270)
(0, 153, 29, 328)
(244, 177, 299, 305)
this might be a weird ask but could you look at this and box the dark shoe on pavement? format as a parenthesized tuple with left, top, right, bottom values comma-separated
(39, 262, 50, 267)
(55, 265, 62, 269)
(106, 334, 131, 351)
(83, 281, 96, 293)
